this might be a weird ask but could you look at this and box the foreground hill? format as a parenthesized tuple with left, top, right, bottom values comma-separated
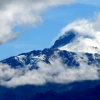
(30, 83, 100, 100)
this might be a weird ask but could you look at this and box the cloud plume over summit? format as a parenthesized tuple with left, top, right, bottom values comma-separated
(59, 13, 100, 53)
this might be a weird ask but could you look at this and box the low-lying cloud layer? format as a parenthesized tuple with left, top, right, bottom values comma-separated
(59, 13, 100, 54)
(0, 0, 75, 45)
(0, 56, 99, 88)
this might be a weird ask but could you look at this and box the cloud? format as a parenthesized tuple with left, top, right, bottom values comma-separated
(0, 0, 100, 45)
(0, 55, 99, 88)
(59, 13, 100, 53)
(0, 0, 75, 45)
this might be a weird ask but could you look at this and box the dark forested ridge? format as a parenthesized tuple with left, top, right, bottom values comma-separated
(30, 83, 100, 100)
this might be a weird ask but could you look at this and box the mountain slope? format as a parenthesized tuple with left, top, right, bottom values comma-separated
(1, 48, 100, 69)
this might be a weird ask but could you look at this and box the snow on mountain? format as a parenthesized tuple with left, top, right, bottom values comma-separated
(1, 48, 100, 70)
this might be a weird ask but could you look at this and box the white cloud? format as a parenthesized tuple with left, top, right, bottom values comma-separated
(59, 13, 100, 54)
(0, 55, 99, 88)
(0, 0, 75, 45)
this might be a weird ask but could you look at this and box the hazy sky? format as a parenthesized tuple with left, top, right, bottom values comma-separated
(0, 0, 100, 60)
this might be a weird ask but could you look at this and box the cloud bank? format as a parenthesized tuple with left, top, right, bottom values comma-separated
(0, 0, 75, 45)
(59, 13, 100, 54)
(0, 56, 99, 88)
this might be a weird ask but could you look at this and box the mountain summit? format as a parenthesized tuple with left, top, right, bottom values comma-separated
(51, 30, 77, 49)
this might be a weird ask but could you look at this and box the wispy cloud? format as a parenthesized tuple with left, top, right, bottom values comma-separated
(0, 0, 75, 45)
(0, 55, 99, 87)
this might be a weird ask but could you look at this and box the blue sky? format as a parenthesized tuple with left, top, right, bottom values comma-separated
(0, 1, 100, 60)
